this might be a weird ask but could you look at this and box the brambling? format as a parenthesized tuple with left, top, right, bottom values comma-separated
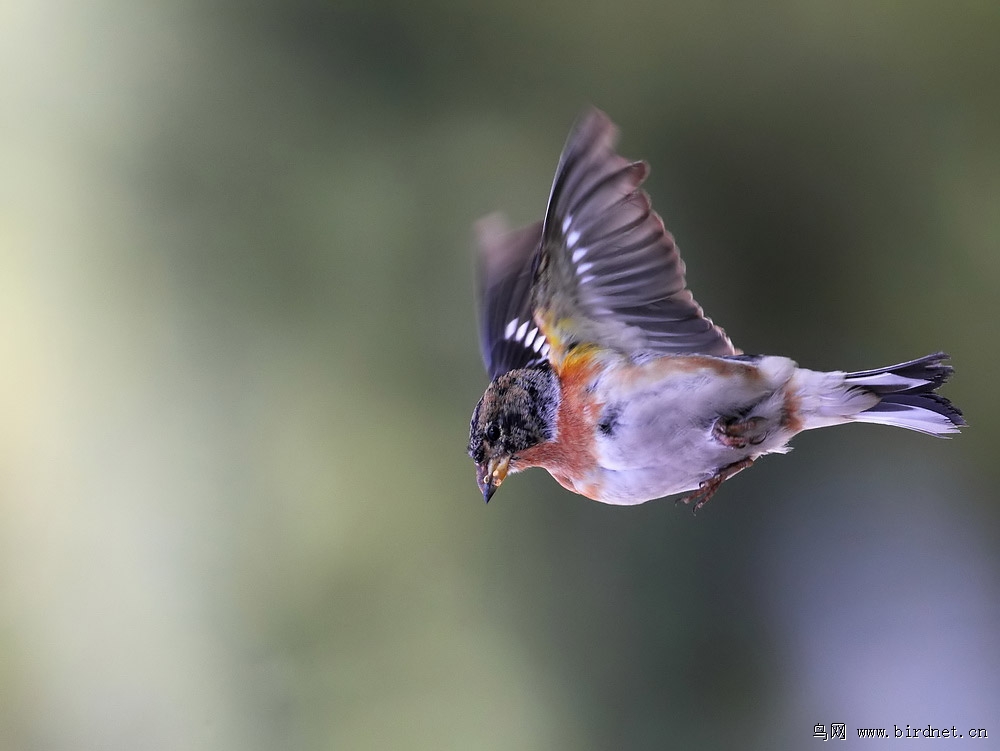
(468, 108, 964, 510)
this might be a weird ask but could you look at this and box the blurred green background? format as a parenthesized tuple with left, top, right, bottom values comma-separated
(2, 1, 998, 749)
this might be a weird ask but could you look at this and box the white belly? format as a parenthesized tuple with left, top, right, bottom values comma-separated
(587, 357, 796, 504)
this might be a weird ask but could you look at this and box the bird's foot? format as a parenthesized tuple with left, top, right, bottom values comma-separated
(677, 457, 756, 514)
(712, 415, 768, 449)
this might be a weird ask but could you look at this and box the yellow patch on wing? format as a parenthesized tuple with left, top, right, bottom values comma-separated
(534, 308, 583, 368)
(557, 343, 604, 377)
(535, 305, 625, 380)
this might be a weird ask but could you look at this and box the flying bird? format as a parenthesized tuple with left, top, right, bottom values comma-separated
(468, 108, 964, 510)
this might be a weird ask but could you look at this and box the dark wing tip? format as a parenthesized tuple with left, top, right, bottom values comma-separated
(475, 217, 549, 379)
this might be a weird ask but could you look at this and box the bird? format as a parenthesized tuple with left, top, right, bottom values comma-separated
(467, 108, 964, 511)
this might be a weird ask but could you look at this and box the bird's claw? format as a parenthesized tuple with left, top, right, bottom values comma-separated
(676, 457, 756, 515)
(677, 479, 722, 515)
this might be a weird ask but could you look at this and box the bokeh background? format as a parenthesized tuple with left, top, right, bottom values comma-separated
(3, 2, 999, 749)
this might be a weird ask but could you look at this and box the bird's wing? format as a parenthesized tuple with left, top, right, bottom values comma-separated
(532, 108, 738, 365)
(474, 214, 551, 380)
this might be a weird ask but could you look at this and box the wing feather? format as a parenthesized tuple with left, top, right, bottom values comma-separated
(474, 215, 550, 379)
(533, 108, 738, 363)
(474, 108, 737, 380)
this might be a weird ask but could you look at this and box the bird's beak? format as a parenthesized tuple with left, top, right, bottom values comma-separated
(477, 456, 510, 503)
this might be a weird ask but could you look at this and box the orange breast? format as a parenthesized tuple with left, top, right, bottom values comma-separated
(518, 347, 604, 494)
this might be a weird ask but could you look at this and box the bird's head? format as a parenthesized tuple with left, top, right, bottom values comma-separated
(468, 366, 559, 502)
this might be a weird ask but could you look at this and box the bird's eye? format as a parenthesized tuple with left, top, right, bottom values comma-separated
(485, 424, 500, 442)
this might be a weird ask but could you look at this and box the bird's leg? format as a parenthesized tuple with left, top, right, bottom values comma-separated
(712, 415, 769, 449)
(677, 457, 755, 514)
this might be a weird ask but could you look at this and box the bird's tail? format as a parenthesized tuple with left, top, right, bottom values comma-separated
(843, 352, 965, 436)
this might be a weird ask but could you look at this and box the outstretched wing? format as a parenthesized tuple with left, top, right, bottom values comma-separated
(532, 108, 738, 363)
(474, 214, 550, 380)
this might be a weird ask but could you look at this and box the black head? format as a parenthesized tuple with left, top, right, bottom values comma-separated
(468, 365, 559, 502)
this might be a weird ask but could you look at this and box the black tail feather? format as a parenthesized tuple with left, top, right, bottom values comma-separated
(846, 353, 965, 435)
